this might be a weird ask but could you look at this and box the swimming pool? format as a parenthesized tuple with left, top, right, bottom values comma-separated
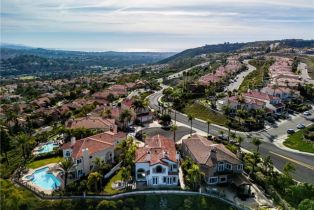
(31, 167, 61, 190)
(34, 142, 59, 154)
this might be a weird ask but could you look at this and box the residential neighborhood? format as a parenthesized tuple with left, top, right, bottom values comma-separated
(1, 33, 314, 210)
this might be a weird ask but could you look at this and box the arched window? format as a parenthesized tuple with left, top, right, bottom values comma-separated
(156, 165, 163, 173)
(65, 151, 71, 157)
(137, 168, 146, 179)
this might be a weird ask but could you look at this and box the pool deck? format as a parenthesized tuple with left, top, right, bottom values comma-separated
(21, 163, 63, 195)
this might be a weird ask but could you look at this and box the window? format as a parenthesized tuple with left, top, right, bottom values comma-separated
(172, 177, 176, 183)
(172, 164, 177, 169)
(90, 165, 93, 170)
(237, 164, 243, 171)
(65, 151, 71, 157)
(209, 177, 218, 184)
(137, 169, 146, 179)
(78, 170, 83, 176)
(226, 164, 232, 170)
(155, 165, 163, 173)
(163, 177, 167, 183)
(152, 177, 158, 185)
(89, 156, 93, 159)
(219, 177, 227, 183)
(218, 163, 224, 171)
(76, 159, 82, 164)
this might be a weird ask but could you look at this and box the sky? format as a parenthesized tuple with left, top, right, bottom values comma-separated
(1, 0, 314, 52)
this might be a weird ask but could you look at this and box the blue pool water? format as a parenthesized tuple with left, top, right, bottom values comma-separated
(31, 167, 61, 190)
(36, 142, 59, 154)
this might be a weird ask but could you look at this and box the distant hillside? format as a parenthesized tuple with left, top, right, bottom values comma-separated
(159, 42, 247, 64)
(0, 45, 175, 77)
(159, 39, 314, 64)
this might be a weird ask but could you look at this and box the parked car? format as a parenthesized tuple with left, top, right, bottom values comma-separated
(303, 111, 311, 116)
(287, 129, 295, 134)
(218, 134, 228, 140)
(297, 124, 305, 129)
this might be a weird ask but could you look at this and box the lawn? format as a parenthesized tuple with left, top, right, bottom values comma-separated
(183, 102, 228, 126)
(283, 128, 314, 153)
(27, 156, 63, 169)
(239, 59, 274, 93)
(103, 170, 123, 194)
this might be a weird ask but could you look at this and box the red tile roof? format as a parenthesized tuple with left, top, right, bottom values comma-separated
(136, 134, 177, 165)
(182, 134, 241, 167)
(65, 116, 116, 130)
(62, 131, 126, 159)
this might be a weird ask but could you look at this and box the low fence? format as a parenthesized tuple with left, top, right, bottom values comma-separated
(12, 177, 250, 210)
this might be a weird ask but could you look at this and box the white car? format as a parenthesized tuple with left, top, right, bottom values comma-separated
(303, 111, 311, 116)
(297, 124, 305, 129)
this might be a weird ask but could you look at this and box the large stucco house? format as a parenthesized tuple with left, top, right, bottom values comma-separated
(135, 135, 179, 186)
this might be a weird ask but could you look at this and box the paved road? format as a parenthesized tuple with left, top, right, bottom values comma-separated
(161, 61, 211, 82)
(298, 62, 314, 84)
(148, 90, 314, 184)
(224, 60, 256, 92)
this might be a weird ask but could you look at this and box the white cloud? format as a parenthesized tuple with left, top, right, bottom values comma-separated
(1, 0, 313, 50)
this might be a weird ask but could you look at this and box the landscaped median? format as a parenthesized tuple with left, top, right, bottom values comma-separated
(283, 124, 314, 153)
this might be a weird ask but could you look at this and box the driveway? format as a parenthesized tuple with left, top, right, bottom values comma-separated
(141, 126, 195, 142)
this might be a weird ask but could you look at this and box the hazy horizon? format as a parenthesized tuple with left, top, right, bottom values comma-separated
(1, 0, 314, 51)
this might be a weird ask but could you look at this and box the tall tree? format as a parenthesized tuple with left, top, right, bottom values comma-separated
(187, 164, 203, 191)
(0, 128, 11, 164)
(87, 171, 102, 192)
(15, 132, 34, 161)
(58, 158, 74, 190)
(93, 157, 110, 175)
(252, 137, 262, 153)
(133, 97, 148, 127)
(119, 109, 132, 130)
(188, 114, 194, 136)
(170, 124, 178, 141)
(206, 120, 211, 136)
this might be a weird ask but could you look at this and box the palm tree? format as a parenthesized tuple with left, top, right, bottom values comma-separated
(252, 137, 262, 153)
(58, 158, 74, 190)
(87, 171, 102, 192)
(226, 120, 232, 142)
(93, 157, 110, 175)
(170, 124, 178, 141)
(187, 164, 203, 191)
(262, 156, 273, 177)
(133, 97, 149, 127)
(15, 132, 34, 161)
(237, 135, 244, 148)
(206, 120, 211, 136)
(119, 109, 132, 130)
(187, 114, 194, 136)
(250, 151, 260, 176)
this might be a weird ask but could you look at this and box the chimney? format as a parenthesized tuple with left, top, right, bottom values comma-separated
(71, 137, 76, 146)
(146, 150, 151, 161)
(210, 147, 217, 159)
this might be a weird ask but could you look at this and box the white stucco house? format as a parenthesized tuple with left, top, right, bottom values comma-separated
(62, 131, 126, 179)
(135, 135, 179, 186)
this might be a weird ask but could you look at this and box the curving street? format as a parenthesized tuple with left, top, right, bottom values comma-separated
(148, 89, 314, 184)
